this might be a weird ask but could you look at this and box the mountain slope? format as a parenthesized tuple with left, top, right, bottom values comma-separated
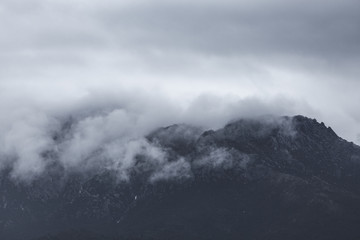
(1, 115, 360, 240)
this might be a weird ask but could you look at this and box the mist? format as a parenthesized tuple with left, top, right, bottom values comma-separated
(0, 89, 309, 182)
(1, 0, 360, 182)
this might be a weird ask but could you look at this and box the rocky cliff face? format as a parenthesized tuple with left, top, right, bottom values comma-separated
(1, 115, 360, 240)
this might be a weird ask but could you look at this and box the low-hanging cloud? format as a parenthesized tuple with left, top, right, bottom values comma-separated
(0, 0, 360, 181)
(0, 89, 311, 182)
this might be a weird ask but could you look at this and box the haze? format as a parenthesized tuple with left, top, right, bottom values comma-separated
(1, 0, 360, 180)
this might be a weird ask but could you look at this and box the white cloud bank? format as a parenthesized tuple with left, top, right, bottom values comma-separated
(0, 0, 359, 181)
(0, 89, 314, 181)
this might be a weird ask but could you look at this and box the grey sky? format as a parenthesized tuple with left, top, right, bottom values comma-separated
(0, 0, 360, 143)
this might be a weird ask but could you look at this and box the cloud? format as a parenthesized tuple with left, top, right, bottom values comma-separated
(0, 89, 312, 182)
(0, 0, 359, 181)
(195, 147, 235, 169)
(183, 94, 314, 129)
(0, 109, 58, 179)
(150, 157, 192, 182)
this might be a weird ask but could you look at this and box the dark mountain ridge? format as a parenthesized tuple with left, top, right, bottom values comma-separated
(1, 115, 360, 240)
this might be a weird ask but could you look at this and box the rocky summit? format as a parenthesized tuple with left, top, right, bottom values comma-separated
(1, 115, 360, 240)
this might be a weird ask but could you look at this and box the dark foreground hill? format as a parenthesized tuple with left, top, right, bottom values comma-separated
(1, 115, 360, 240)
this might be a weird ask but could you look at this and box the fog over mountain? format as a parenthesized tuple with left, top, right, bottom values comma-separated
(0, 90, 306, 181)
(1, 0, 360, 145)
(1, 115, 360, 240)
(1, 0, 360, 239)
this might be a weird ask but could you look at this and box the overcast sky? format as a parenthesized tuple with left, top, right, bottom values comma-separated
(1, 0, 360, 143)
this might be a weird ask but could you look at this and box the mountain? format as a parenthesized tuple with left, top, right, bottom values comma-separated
(1, 115, 360, 240)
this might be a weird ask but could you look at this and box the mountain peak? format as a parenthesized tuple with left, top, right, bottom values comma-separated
(1, 115, 360, 240)
(292, 115, 338, 139)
